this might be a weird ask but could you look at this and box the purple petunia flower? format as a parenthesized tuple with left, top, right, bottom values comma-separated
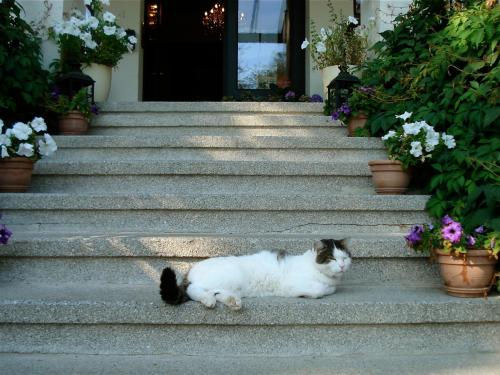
(340, 103, 351, 115)
(51, 87, 60, 100)
(428, 223, 434, 231)
(441, 215, 454, 226)
(441, 221, 462, 244)
(405, 225, 424, 246)
(474, 225, 485, 234)
(310, 94, 323, 103)
(284, 91, 295, 99)
(331, 111, 340, 121)
(359, 86, 375, 95)
(91, 104, 99, 115)
(466, 235, 476, 247)
(0, 224, 12, 245)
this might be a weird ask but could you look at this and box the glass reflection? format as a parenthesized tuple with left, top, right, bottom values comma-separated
(238, 0, 290, 89)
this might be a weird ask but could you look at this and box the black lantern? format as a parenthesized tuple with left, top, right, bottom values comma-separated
(327, 65, 360, 110)
(55, 71, 95, 104)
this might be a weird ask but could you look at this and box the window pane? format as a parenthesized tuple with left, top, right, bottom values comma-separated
(237, 0, 290, 89)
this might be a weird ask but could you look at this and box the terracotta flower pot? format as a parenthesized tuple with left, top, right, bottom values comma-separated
(58, 111, 89, 135)
(347, 113, 368, 136)
(435, 249, 497, 297)
(368, 160, 410, 194)
(0, 157, 35, 192)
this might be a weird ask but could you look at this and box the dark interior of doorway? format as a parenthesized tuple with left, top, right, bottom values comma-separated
(143, 0, 224, 101)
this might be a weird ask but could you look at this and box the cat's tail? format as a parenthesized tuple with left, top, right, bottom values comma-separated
(159, 267, 189, 305)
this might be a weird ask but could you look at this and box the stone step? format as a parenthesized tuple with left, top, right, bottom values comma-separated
(30, 175, 375, 194)
(2, 352, 499, 375)
(0, 233, 439, 286)
(99, 101, 325, 113)
(50, 135, 386, 162)
(2, 193, 429, 233)
(34, 159, 372, 176)
(0, 284, 498, 355)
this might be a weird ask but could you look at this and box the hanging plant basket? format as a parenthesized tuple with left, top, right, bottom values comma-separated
(435, 249, 497, 298)
(58, 111, 89, 135)
(0, 157, 35, 192)
(368, 160, 410, 194)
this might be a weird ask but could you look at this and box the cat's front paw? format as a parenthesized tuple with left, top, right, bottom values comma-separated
(226, 296, 242, 311)
(200, 296, 217, 308)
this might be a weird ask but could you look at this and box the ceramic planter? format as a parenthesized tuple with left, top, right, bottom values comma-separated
(0, 157, 35, 192)
(321, 66, 340, 98)
(435, 249, 497, 297)
(58, 111, 89, 135)
(368, 160, 410, 194)
(347, 113, 368, 136)
(82, 63, 112, 102)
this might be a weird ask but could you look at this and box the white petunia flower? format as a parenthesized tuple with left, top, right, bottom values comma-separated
(38, 134, 58, 157)
(16, 143, 34, 157)
(441, 133, 456, 149)
(100, 0, 110, 5)
(81, 32, 97, 49)
(103, 11, 116, 23)
(320, 27, 327, 41)
(381, 130, 396, 141)
(0, 119, 4, 132)
(410, 141, 423, 158)
(326, 28, 333, 36)
(369, 16, 376, 22)
(348, 16, 359, 25)
(396, 111, 412, 121)
(11, 122, 33, 140)
(84, 0, 92, 5)
(103, 25, 116, 36)
(1, 145, 9, 158)
(86, 16, 99, 30)
(0, 133, 11, 147)
(316, 42, 326, 53)
(424, 127, 440, 152)
(128, 35, 137, 45)
(402, 122, 423, 135)
(301, 38, 309, 50)
(116, 28, 127, 38)
(30, 117, 47, 132)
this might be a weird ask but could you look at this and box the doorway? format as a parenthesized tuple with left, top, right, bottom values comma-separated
(142, 0, 304, 101)
(143, 0, 224, 101)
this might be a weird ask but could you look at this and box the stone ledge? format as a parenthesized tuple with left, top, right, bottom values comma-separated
(1, 193, 429, 211)
(0, 284, 498, 325)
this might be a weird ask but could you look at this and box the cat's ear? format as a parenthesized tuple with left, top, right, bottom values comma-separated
(333, 238, 352, 257)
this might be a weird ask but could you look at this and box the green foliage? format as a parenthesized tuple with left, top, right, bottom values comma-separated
(46, 88, 97, 120)
(0, 0, 49, 123)
(358, 0, 500, 231)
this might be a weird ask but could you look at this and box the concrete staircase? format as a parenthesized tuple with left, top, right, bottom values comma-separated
(1, 102, 499, 374)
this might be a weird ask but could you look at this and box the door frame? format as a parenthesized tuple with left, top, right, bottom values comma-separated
(223, 0, 305, 99)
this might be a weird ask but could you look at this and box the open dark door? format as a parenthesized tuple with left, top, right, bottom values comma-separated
(143, 0, 224, 101)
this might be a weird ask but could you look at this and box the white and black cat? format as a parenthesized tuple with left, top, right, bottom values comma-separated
(160, 239, 352, 310)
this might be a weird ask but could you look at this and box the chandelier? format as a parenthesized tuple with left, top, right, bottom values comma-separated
(202, 2, 225, 39)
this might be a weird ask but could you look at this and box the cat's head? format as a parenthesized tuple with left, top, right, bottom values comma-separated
(313, 239, 352, 276)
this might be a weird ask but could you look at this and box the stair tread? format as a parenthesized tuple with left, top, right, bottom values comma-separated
(1, 283, 498, 325)
(1, 352, 499, 375)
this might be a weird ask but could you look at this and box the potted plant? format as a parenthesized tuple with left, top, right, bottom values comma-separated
(49, 0, 137, 101)
(301, 1, 368, 96)
(47, 87, 99, 135)
(331, 86, 376, 136)
(368, 112, 456, 194)
(406, 215, 499, 297)
(0, 117, 57, 192)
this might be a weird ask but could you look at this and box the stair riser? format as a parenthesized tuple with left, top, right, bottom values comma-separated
(92, 114, 332, 127)
(30, 175, 375, 194)
(90, 127, 346, 137)
(0, 257, 440, 286)
(3, 210, 429, 234)
(1, 323, 497, 356)
(51, 148, 387, 162)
